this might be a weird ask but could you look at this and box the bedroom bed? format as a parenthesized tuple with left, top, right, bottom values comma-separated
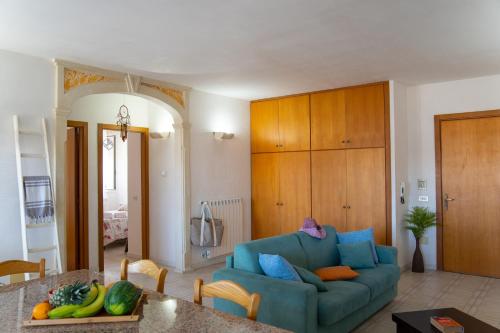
(103, 209, 128, 249)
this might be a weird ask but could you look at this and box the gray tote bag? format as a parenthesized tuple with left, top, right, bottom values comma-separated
(190, 202, 224, 247)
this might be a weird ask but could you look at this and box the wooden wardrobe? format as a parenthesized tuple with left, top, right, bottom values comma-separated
(251, 82, 391, 245)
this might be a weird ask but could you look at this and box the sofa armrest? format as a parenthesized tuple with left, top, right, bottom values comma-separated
(213, 268, 317, 333)
(225, 255, 234, 268)
(376, 245, 398, 265)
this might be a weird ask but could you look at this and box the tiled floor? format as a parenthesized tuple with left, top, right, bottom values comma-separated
(103, 244, 223, 307)
(104, 249, 500, 332)
(355, 270, 500, 332)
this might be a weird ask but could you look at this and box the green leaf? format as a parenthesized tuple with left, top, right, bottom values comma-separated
(402, 206, 436, 239)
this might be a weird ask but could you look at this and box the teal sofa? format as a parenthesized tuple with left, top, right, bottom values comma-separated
(212, 226, 399, 333)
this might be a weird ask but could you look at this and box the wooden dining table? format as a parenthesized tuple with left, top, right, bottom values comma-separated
(0, 269, 289, 332)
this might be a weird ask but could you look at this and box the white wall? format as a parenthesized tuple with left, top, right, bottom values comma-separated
(127, 132, 142, 258)
(0, 50, 251, 274)
(0, 50, 55, 282)
(189, 90, 251, 267)
(390, 81, 411, 269)
(103, 129, 128, 212)
(69, 93, 178, 270)
(406, 74, 500, 269)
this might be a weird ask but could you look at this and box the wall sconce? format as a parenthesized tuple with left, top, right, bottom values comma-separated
(150, 132, 172, 139)
(213, 132, 234, 140)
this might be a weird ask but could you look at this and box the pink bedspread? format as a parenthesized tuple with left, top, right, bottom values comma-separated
(103, 217, 128, 246)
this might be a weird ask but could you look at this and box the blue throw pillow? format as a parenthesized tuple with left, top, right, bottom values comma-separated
(337, 241, 376, 269)
(293, 265, 328, 292)
(258, 253, 302, 281)
(337, 227, 379, 264)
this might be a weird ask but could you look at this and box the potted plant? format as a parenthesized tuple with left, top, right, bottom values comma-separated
(404, 206, 437, 273)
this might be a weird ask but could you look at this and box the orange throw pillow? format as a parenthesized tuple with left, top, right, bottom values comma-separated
(314, 266, 359, 281)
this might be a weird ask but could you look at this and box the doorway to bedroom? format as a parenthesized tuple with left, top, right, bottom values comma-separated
(99, 125, 149, 274)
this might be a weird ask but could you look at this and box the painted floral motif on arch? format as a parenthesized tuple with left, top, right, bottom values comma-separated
(64, 68, 117, 93)
(140, 82, 185, 108)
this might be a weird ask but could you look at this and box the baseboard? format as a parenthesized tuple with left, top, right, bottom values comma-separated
(149, 256, 181, 273)
(127, 253, 142, 260)
(400, 263, 411, 273)
(190, 255, 227, 270)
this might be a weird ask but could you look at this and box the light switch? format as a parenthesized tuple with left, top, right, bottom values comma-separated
(418, 195, 429, 202)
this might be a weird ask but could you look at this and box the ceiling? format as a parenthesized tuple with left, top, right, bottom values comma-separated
(1, 0, 499, 100)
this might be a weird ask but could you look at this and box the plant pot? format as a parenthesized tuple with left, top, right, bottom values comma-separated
(412, 237, 424, 273)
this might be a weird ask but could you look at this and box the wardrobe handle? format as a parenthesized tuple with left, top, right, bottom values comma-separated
(275, 144, 279, 148)
(341, 140, 345, 143)
(346, 205, 351, 209)
(346, 139, 351, 144)
(342, 205, 346, 209)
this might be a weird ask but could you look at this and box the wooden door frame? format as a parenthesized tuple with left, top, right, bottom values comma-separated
(98, 124, 149, 272)
(434, 109, 500, 270)
(66, 120, 89, 270)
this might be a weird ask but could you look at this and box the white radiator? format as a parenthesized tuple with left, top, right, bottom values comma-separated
(202, 198, 243, 258)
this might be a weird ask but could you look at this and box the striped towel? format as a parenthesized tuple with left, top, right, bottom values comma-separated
(23, 176, 54, 224)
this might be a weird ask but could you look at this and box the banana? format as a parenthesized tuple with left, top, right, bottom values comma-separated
(81, 284, 99, 307)
(48, 304, 83, 319)
(47, 282, 99, 319)
(72, 284, 106, 318)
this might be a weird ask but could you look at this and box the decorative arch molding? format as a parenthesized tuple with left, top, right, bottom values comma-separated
(53, 60, 192, 273)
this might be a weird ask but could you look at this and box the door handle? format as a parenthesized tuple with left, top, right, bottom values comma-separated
(444, 193, 455, 210)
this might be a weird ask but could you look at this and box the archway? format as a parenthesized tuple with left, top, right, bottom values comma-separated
(54, 60, 191, 272)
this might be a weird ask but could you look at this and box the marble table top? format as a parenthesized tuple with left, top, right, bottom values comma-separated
(0, 270, 290, 333)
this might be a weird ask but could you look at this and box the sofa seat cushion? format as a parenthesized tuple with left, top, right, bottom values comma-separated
(318, 281, 370, 326)
(353, 264, 400, 300)
(296, 225, 340, 271)
(234, 234, 308, 274)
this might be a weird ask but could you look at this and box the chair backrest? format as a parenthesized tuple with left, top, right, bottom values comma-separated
(0, 259, 45, 281)
(120, 258, 168, 293)
(193, 278, 261, 320)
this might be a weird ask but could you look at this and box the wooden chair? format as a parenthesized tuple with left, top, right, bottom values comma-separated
(0, 259, 45, 283)
(120, 258, 168, 293)
(193, 279, 261, 321)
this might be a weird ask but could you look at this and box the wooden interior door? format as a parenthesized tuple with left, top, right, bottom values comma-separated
(279, 151, 311, 234)
(66, 127, 78, 271)
(310, 90, 346, 150)
(251, 153, 281, 239)
(346, 148, 386, 244)
(251, 100, 280, 153)
(278, 95, 310, 152)
(66, 124, 88, 271)
(311, 150, 347, 231)
(441, 117, 500, 277)
(345, 84, 385, 148)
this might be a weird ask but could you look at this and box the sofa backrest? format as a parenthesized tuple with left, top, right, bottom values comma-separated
(296, 225, 340, 271)
(233, 233, 308, 274)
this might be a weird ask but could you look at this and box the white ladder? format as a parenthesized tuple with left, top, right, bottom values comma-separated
(13, 115, 62, 279)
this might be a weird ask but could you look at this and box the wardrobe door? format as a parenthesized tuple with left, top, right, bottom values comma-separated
(311, 90, 346, 150)
(279, 152, 311, 234)
(346, 148, 386, 244)
(251, 153, 281, 239)
(311, 150, 347, 231)
(278, 95, 310, 152)
(345, 84, 385, 148)
(251, 100, 280, 153)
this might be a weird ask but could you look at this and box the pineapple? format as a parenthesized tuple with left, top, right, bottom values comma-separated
(48, 281, 90, 307)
